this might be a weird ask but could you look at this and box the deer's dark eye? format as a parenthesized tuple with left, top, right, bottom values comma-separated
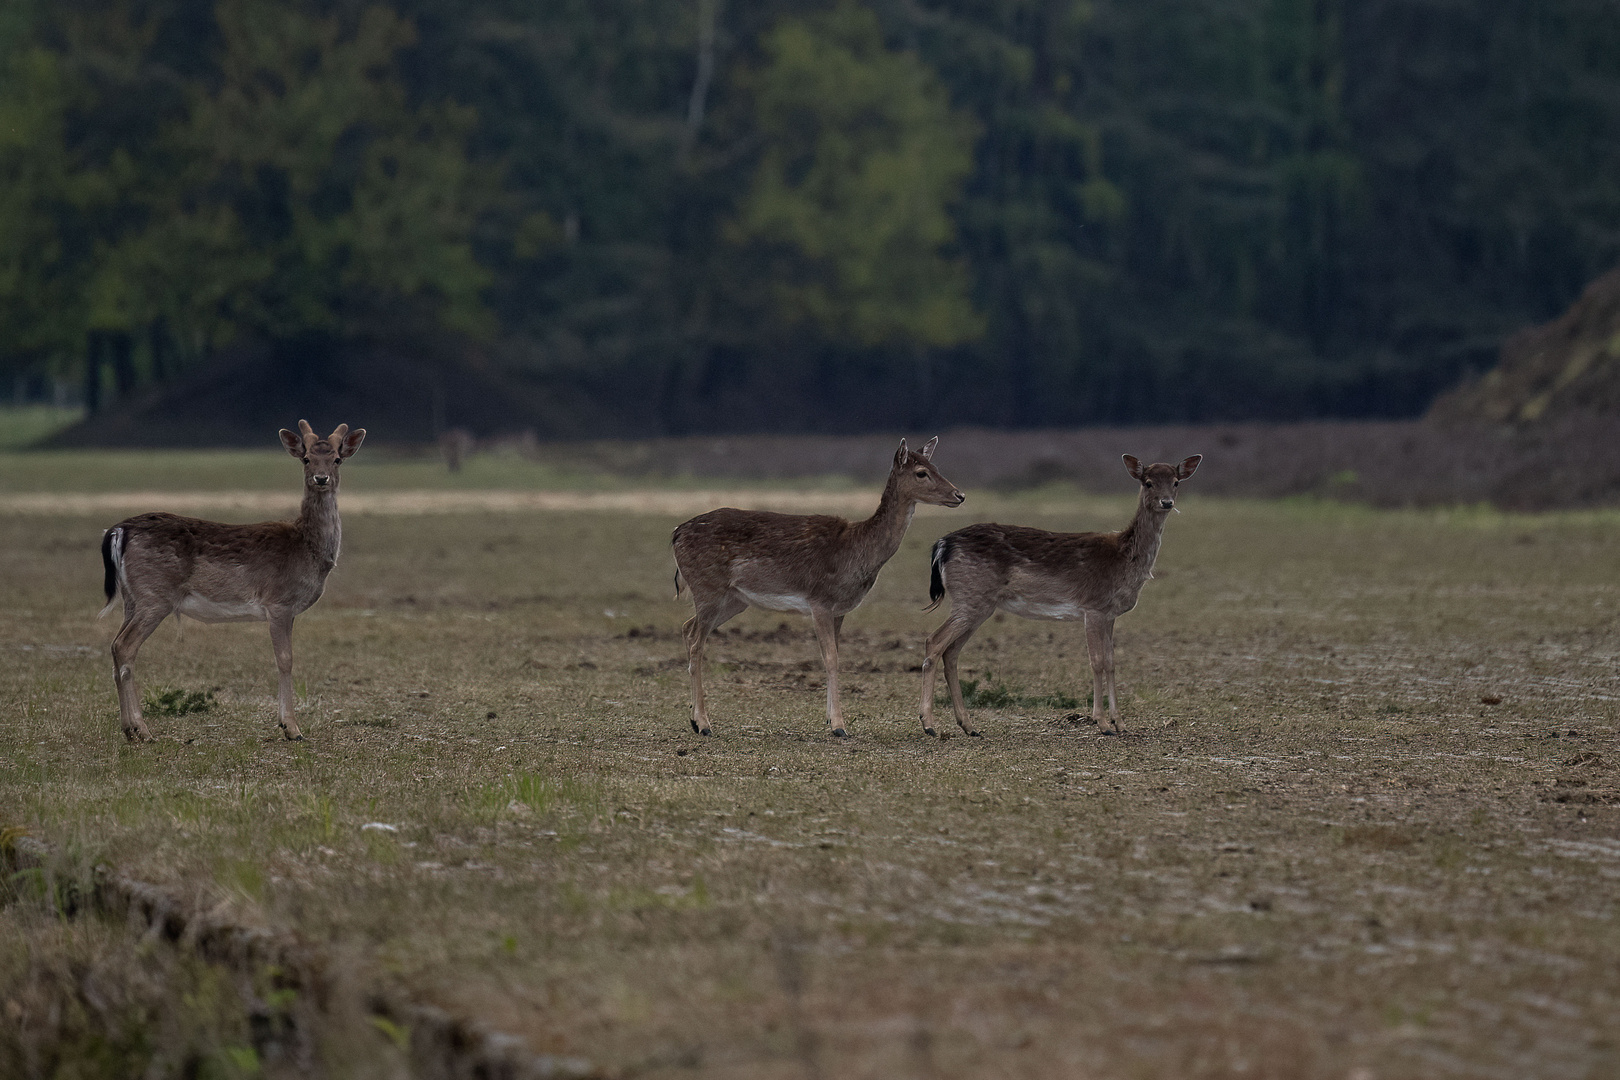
(915, 469, 928, 478)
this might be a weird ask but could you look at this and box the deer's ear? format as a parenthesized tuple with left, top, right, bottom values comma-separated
(1122, 454, 1144, 481)
(920, 436, 939, 461)
(1177, 455, 1202, 480)
(279, 429, 304, 457)
(339, 427, 366, 458)
(895, 439, 909, 467)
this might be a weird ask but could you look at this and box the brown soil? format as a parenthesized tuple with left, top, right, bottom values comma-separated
(1432, 264, 1620, 425)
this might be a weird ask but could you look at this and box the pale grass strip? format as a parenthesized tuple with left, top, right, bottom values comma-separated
(0, 488, 892, 517)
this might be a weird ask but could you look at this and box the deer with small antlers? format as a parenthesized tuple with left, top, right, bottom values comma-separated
(99, 421, 366, 741)
(672, 437, 965, 737)
(920, 454, 1201, 737)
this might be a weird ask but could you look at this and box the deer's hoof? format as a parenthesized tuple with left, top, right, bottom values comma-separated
(967, 730, 982, 738)
(831, 727, 848, 738)
(923, 726, 937, 738)
(123, 725, 153, 744)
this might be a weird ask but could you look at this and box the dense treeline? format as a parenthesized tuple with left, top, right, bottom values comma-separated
(3, 0, 1619, 433)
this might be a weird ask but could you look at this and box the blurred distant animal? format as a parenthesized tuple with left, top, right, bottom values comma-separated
(99, 421, 366, 741)
(439, 427, 475, 472)
(921, 454, 1201, 736)
(672, 438, 965, 737)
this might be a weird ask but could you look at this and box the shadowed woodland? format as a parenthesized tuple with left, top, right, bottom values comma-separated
(5, 0, 1620, 439)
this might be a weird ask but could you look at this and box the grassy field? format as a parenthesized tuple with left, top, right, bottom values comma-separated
(3, 451, 1620, 1078)
(0, 406, 84, 451)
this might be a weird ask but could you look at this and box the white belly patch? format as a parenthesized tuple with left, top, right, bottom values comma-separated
(175, 594, 268, 623)
(736, 588, 813, 614)
(1000, 596, 1086, 622)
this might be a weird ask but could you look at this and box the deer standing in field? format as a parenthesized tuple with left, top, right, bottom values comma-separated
(920, 454, 1201, 737)
(99, 421, 366, 742)
(672, 438, 965, 737)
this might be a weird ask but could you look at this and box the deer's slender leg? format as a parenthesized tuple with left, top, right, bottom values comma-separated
(921, 601, 993, 736)
(1100, 616, 1122, 734)
(683, 591, 747, 736)
(811, 607, 846, 736)
(941, 632, 983, 737)
(268, 614, 302, 741)
(920, 624, 949, 736)
(1084, 613, 1119, 734)
(111, 603, 171, 742)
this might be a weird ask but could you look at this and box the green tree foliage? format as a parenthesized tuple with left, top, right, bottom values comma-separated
(392, 0, 702, 391)
(3, 0, 1620, 430)
(731, 2, 982, 348)
(0, 42, 84, 375)
(1, 0, 492, 402)
(101, 0, 493, 349)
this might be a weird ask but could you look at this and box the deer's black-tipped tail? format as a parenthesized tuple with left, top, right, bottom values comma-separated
(98, 527, 123, 618)
(670, 525, 684, 597)
(102, 529, 117, 603)
(923, 536, 951, 612)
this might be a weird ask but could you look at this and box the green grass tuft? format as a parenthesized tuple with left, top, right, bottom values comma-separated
(472, 771, 604, 820)
(953, 674, 1083, 711)
(142, 687, 217, 717)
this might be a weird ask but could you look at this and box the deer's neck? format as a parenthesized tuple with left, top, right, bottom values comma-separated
(1116, 501, 1169, 572)
(297, 487, 342, 569)
(849, 475, 915, 574)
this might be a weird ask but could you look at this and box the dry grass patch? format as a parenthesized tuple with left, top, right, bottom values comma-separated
(4, 493, 1620, 1077)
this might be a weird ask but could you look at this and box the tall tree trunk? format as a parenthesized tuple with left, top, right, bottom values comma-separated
(680, 0, 720, 165)
(83, 332, 103, 416)
(110, 333, 136, 400)
(149, 319, 169, 383)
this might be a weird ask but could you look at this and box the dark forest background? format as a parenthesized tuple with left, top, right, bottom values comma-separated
(4, 0, 1620, 438)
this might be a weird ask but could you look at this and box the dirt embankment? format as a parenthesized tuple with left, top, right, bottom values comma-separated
(1432, 265, 1620, 426)
(512, 417, 1620, 511)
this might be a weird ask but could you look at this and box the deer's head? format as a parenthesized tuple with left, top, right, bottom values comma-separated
(1124, 454, 1201, 513)
(280, 420, 366, 492)
(892, 437, 965, 507)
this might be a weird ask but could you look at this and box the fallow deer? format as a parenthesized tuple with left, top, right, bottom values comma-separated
(920, 454, 1201, 737)
(99, 421, 366, 742)
(672, 438, 965, 737)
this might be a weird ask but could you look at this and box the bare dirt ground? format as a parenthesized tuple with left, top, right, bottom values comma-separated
(3, 487, 1620, 1078)
(478, 415, 1620, 510)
